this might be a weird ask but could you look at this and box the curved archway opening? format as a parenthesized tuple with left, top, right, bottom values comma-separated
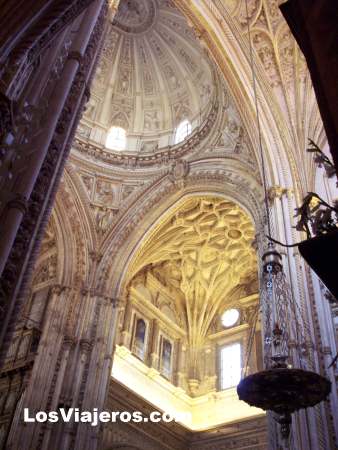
(111, 195, 263, 430)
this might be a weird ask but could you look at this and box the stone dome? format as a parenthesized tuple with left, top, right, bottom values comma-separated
(80, 0, 216, 152)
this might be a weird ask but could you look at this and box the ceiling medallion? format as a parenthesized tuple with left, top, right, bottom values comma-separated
(113, 0, 156, 34)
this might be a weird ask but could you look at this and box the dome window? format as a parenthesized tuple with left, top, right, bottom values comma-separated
(106, 126, 126, 151)
(175, 119, 192, 144)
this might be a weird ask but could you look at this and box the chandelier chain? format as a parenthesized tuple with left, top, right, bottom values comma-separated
(244, 0, 272, 238)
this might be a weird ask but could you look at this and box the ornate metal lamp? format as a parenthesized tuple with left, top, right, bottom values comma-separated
(237, 246, 331, 442)
(237, 0, 332, 444)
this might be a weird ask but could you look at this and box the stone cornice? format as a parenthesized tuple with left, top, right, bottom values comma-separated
(73, 101, 219, 168)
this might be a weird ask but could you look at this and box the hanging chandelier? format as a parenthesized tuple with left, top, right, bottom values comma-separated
(237, 246, 331, 440)
(237, 0, 331, 444)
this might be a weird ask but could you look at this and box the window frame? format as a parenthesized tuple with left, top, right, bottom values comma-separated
(221, 308, 240, 328)
(130, 312, 149, 362)
(174, 119, 192, 144)
(158, 333, 174, 381)
(106, 126, 127, 151)
(218, 341, 242, 391)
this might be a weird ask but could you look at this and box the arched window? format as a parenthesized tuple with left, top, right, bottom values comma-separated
(174, 119, 191, 144)
(106, 126, 126, 150)
(220, 342, 241, 390)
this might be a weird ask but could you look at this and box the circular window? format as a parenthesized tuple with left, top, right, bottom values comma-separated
(221, 309, 240, 328)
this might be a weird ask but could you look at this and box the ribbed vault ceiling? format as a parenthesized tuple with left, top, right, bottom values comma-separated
(128, 197, 258, 374)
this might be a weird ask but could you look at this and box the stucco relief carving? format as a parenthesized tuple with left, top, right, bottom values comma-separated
(170, 159, 189, 188)
(121, 184, 138, 200)
(95, 207, 117, 234)
(102, 29, 120, 59)
(172, 100, 192, 125)
(179, 49, 197, 73)
(80, 174, 95, 197)
(83, 96, 98, 120)
(117, 67, 132, 96)
(144, 110, 161, 131)
(57, 180, 89, 286)
(95, 179, 117, 205)
(139, 141, 158, 153)
(221, 0, 324, 188)
(32, 254, 57, 286)
(77, 123, 91, 139)
(253, 31, 281, 87)
(235, 0, 261, 26)
(39, 221, 56, 253)
(163, 65, 181, 91)
(95, 57, 110, 86)
(111, 110, 130, 129)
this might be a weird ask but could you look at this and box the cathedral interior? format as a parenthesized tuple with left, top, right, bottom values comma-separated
(0, 0, 337, 449)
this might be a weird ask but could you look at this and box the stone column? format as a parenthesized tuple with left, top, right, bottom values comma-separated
(0, 0, 108, 366)
(74, 295, 120, 450)
(6, 284, 71, 449)
(40, 336, 75, 450)
(0, 0, 105, 277)
(6, 282, 120, 450)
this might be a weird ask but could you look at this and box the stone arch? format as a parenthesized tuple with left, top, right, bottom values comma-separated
(96, 168, 263, 299)
(51, 167, 95, 288)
